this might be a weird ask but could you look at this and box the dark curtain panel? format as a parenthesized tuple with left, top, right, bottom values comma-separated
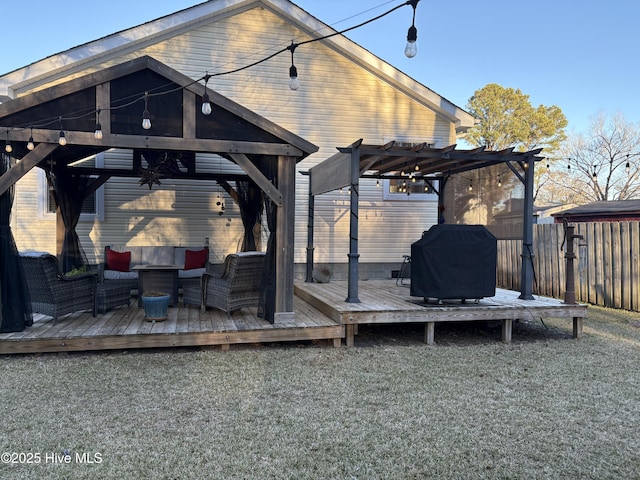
(0, 154, 33, 332)
(236, 180, 263, 252)
(257, 157, 277, 323)
(51, 171, 90, 273)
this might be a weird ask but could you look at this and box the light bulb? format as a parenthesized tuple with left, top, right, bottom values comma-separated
(405, 25, 418, 58)
(27, 137, 35, 151)
(626, 162, 630, 173)
(5, 143, 12, 153)
(94, 123, 103, 140)
(142, 110, 151, 130)
(201, 92, 212, 115)
(289, 65, 299, 91)
(58, 130, 67, 146)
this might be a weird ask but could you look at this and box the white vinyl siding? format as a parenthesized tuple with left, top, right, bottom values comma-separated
(12, 5, 457, 266)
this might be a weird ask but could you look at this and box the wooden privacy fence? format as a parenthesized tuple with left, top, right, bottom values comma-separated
(497, 222, 640, 312)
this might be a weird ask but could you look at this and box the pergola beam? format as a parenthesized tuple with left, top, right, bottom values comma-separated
(0, 143, 58, 196)
(7, 129, 303, 158)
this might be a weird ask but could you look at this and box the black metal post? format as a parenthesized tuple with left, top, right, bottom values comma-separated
(346, 145, 361, 303)
(305, 171, 315, 282)
(519, 158, 535, 300)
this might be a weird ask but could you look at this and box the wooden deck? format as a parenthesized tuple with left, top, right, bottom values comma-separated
(0, 297, 343, 355)
(0, 280, 588, 354)
(294, 280, 588, 346)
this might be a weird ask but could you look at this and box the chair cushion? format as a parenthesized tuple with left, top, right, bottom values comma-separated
(178, 267, 206, 279)
(184, 249, 208, 270)
(103, 270, 138, 280)
(106, 249, 131, 272)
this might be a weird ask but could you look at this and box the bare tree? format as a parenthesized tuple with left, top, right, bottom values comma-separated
(544, 112, 640, 202)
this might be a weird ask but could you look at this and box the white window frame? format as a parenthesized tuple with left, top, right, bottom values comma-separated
(38, 152, 105, 221)
(381, 137, 441, 202)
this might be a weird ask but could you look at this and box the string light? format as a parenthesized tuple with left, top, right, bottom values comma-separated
(58, 118, 67, 146)
(497, 174, 502, 187)
(405, 0, 419, 58)
(94, 109, 103, 140)
(468, 181, 473, 192)
(626, 154, 631, 174)
(376, 178, 380, 187)
(4, 130, 12, 153)
(27, 127, 35, 151)
(201, 73, 212, 115)
(141, 93, 152, 130)
(592, 165, 597, 181)
(287, 42, 300, 91)
(1, 2, 421, 147)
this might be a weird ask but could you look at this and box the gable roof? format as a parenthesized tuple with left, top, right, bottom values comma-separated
(551, 200, 640, 218)
(0, 0, 475, 133)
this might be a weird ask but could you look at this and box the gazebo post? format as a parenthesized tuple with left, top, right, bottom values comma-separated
(346, 144, 361, 303)
(306, 170, 315, 282)
(519, 158, 535, 300)
(274, 154, 297, 324)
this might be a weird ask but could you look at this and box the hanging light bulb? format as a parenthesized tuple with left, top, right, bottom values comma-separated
(58, 118, 67, 146)
(94, 109, 103, 140)
(625, 154, 631, 174)
(376, 179, 380, 187)
(414, 164, 420, 172)
(497, 174, 502, 187)
(142, 93, 152, 130)
(567, 158, 571, 171)
(27, 127, 35, 151)
(4, 130, 12, 153)
(201, 73, 212, 115)
(404, 0, 419, 58)
(287, 41, 300, 91)
(468, 181, 473, 192)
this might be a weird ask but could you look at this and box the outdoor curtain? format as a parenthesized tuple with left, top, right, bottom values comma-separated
(50, 171, 90, 273)
(236, 179, 263, 252)
(0, 154, 33, 333)
(257, 157, 277, 323)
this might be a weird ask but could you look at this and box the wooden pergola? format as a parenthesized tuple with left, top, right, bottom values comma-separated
(0, 56, 318, 324)
(307, 139, 543, 303)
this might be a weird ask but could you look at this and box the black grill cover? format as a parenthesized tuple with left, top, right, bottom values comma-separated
(410, 224, 497, 300)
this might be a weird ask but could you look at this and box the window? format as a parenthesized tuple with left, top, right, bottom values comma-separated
(38, 153, 105, 221)
(381, 138, 440, 201)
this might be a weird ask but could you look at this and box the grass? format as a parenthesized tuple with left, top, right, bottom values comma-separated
(1, 305, 640, 479)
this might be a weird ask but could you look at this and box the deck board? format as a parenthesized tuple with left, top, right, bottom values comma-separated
(0, 296, 343, 355)
(295, 280, 588, 346)
(0, 281, 587, 354)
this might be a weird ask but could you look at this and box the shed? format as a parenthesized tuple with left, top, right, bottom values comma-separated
(552, 200, 640, 223)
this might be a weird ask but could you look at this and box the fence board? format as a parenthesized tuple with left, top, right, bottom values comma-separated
(496, 221, 640, 312)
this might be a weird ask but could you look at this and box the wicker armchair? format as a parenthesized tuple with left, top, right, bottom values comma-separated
(183, 252, 265, 314)
(21, 253, 97, 323)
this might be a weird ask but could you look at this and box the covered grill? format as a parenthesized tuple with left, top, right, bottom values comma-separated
(410, 224, 497, 302)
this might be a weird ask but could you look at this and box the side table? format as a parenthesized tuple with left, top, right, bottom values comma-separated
(96, 283, 132, 313)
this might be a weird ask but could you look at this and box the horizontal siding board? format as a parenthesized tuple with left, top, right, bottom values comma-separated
(12, 6, 455, 266)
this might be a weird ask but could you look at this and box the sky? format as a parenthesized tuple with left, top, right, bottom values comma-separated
(1, 0, 638, 135)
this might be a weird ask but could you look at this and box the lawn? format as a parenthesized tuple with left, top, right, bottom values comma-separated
(1, 305, 639, 479)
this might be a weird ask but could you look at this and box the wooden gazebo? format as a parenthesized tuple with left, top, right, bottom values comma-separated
(307, 140, 543, 303)
(0, 56, 318, 326)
